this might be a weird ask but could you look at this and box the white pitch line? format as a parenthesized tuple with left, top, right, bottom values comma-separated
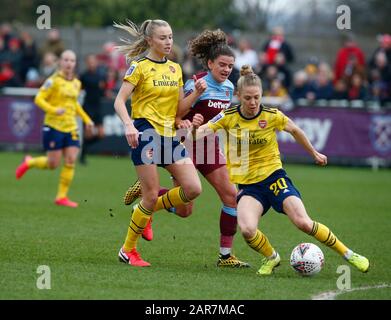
(312, 283, 391, 300)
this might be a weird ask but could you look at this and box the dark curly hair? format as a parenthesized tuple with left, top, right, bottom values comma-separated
(188, 29, 235, 69)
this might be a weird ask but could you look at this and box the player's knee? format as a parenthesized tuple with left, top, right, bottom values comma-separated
(64, 159, 76, 167)
(47, 159, 60, 169)
(182, 182, 202, 201)
(239, 224, 257, 239)
(295, 218, 313, 233)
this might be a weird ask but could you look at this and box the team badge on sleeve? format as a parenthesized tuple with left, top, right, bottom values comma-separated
(42, 79, 53, 89)
(126, 64, 137, 76)
(210, 112, 225, 124)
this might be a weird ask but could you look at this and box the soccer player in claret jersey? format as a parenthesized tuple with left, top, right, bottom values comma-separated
(123, 29, 249, 268)
(113, 19, 206, 267)
(193, 65, 370, 275)
(15, 50, 94, 207)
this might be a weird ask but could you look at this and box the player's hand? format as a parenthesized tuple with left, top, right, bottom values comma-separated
(56, 108, 65, 115)
(124, 123, 139, 149)
(192, 113, 204, 129)
(193, 75, 207, 96)
(314, 151, 327, 166)
(176, 119, 192, 129)
(86, 121, 95, 130)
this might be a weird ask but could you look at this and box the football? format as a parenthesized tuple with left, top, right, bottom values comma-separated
(290, 243, 324, 276)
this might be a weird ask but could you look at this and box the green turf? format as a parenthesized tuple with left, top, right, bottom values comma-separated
(1, 151, 390, 300)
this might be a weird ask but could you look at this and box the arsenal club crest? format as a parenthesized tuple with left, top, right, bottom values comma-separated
(169, 66, 176, 73)
(259, 120, 267, 129)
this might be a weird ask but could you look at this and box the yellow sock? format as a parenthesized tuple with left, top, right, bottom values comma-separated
(123, 203, 153, 252)
(56, 164, 75, 199)
(154, 187, 190, 211)
(245, 229, 275, 258)
(27, 156, 48, 169)
(309, 221, 349, 256)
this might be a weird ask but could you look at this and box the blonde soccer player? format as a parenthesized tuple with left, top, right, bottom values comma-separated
(113, 19, 206, 267)
(15, 50, 94, 208)
(193, 65, 369, 275)
(123, 29, 250, 268)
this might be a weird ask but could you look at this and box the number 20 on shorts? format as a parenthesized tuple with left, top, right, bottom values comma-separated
(269, 178, 288, 196)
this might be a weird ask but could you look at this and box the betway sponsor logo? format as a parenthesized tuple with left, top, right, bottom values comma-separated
(278, 118, 332, 150)
(208, 100, 230, 109)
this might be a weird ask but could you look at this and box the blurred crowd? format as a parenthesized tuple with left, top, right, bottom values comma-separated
(1, 22, 390, 107)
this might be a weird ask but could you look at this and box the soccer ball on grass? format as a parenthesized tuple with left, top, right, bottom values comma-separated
(290, 243, 324, 276)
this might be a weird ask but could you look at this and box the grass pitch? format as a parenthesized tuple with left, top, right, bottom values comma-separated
(0, 151, 390, 300)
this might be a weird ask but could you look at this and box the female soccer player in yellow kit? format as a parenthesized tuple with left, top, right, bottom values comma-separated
(113, 19, 206, 267)
(15, 50, 94, 208)
(194, 65, 369, 275)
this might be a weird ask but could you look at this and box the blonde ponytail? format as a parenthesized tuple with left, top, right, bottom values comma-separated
(114, 19, 170, 62)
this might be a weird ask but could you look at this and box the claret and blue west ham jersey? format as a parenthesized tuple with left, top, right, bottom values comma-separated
(181, 72, 234, 174)
(183, 71, 234, 123)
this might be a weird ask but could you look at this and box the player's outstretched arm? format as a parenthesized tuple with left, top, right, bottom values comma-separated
(284, 117, 327, 166)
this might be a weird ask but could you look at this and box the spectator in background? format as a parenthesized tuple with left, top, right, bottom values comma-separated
(274, 53, 292, 89)
(264, 78, 289, 100)
(97, 41, 127, 75)
(348, 73, 367, 100)
(369, 34, 391, 68)
(7, 38, 23, 85)
(182, 47, 204, 81)
(104, 67, 120, 98)
(332, 79, 349, 100)
(0, 23, 14, 50)
(334, 33, 365, 82)
(304, 56, 319, 85)
(20, 31, 39, 83)
(0, 37, 23, 87)
(79, 54, 106, 165)
(234, 39, 258, 71)
(262, 26, 294, 65)
(0, 37, 6, 64)
(368, 76, 389, 105)
(260, 64, 279, 92)
(290, 70, 312, 102)
(0, 62, 17, 87)
(313, 62, 334, 100)
(370, 51, 391, 85)
(25, 68, 41, 88)
(39, 52, 58, 80)
(368, 51, 391, 104)
(39, 29, 65, 58)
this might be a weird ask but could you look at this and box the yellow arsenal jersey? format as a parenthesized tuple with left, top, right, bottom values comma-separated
(123, 57, 184, 137)
(207, 105, 288, 185)
(34, 71, 92, 133)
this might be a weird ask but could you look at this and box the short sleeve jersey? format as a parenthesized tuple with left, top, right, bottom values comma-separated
(124, 57, 184, 137)
(207, 105, 289, 184)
